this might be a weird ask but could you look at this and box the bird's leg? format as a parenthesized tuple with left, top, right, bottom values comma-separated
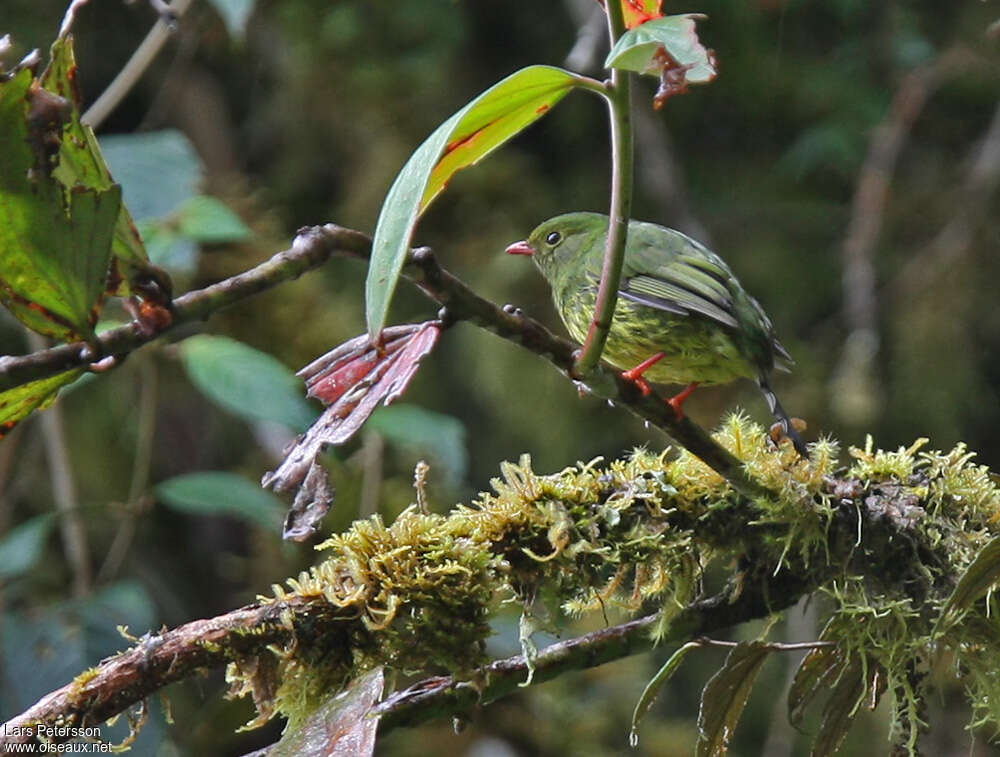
(667, 382, 699, 418)
(621, 352, 666, 397)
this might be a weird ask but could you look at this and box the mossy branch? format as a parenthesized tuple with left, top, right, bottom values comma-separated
(2, 428, 997, 752)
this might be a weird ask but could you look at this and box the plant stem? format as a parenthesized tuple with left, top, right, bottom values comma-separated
(574, 3, 634, 378)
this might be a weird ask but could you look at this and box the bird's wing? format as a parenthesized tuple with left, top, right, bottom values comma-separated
(620, 248, 740, 329)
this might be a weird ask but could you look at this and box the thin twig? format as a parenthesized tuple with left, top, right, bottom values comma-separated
(1, 225, 773, 499)
(831, 48, 977, 424)
(0, 226, 373, 393)
(27, 331, 92, 598)
(891, 95, 1000, 298)
(96, 357, 158, 584)
(81, 0, 194, 129)
(563, 0, 607, 74)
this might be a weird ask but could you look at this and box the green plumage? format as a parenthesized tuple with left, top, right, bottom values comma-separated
(511, 212, 806, 454)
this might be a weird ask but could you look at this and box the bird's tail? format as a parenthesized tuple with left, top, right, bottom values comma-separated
(757, 375, 809, 458)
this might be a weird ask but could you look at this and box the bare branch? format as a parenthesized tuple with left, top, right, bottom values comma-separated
(831, 47, 978, 425)
(375, 568, 819, 735)
(82, 0, 195, 129)
(1, 225, 772, 499)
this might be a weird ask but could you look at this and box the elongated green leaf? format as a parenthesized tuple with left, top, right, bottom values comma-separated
(41, 36, 154, 297)
(0, 67, 121, 341)
(630, 641, 700, 745)
(605, 15, 717, 82)
(0, 368, 85, 437)
(174, 195, 252, 243)
(366, 65, 581, 339)
(936, 535, 1000, 634)
(180, 335, 318, 432)
(157, 472, 284, 529)
(696, 641, 771, 757)
(0, 514, 55, 579)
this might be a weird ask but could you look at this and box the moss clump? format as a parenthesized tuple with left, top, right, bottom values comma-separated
(223, 415, 1000, 753)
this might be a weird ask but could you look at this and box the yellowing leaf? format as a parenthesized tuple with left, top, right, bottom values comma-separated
(42, 36, 155, 298)
(0, 368, 84, 438)
(611, 0, 663, 29)
(366, 66, 581, 339)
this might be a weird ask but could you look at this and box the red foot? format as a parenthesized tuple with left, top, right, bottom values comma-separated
(621, 353, 666, 397)
(667, 382, 700, 419)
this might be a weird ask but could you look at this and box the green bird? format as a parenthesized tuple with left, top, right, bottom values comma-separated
(506, 212, 807, 456)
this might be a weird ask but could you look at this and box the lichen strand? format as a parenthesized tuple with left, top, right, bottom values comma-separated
(813, 436, 1000, 751)
(224, 416, 1000, 752)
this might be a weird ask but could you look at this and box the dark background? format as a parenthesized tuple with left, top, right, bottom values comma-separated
(2, 1, 999, 754)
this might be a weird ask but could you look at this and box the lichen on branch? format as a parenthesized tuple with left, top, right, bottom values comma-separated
(4, 418, 1000, 754)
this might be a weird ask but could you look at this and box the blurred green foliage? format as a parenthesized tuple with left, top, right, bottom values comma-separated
(1, 0, 998, 754)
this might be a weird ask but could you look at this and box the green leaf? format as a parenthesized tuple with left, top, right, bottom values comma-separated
(205, 0, 257, 40)
(157, 472, 284, 530)
(42, 36, 151, 294)
(366, 65, 581, 339)
(0, 67, 121, 341)
(0, 514, 55, 579)
(368, 404, 468, 484)
(696, 641, 771, 757)
(630, 641, 700, 745)
(936, 535, 1000, 634)
(137, 195, 252, 273)
(135, 218, 190, 272)
(99, 130, 202, 220)
(174, 195, 252, 242)
(605, 15, 717, 83)
(0, 368, 84, 437)
(180, 335, 318, 432)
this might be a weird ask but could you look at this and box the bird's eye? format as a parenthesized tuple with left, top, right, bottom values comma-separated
(545, 231, 562, 246)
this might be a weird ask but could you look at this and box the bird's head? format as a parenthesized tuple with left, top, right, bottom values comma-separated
(505, 212, 608, 284)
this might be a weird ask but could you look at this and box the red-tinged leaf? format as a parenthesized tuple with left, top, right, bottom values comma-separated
(605, 15, 717, 108)
(0, 368, 84, 439)
(299, 325, 428, 406)
(596, 0, 663, 29)
(42, 36, 157, 298)
(263, 322, 442, 540)
(696, 642, 771, 757)
(0, 65, 121, 342)
(620, 0, 663, 29)
(366, 66, 581, 340)
(269, 667, 384, 757)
